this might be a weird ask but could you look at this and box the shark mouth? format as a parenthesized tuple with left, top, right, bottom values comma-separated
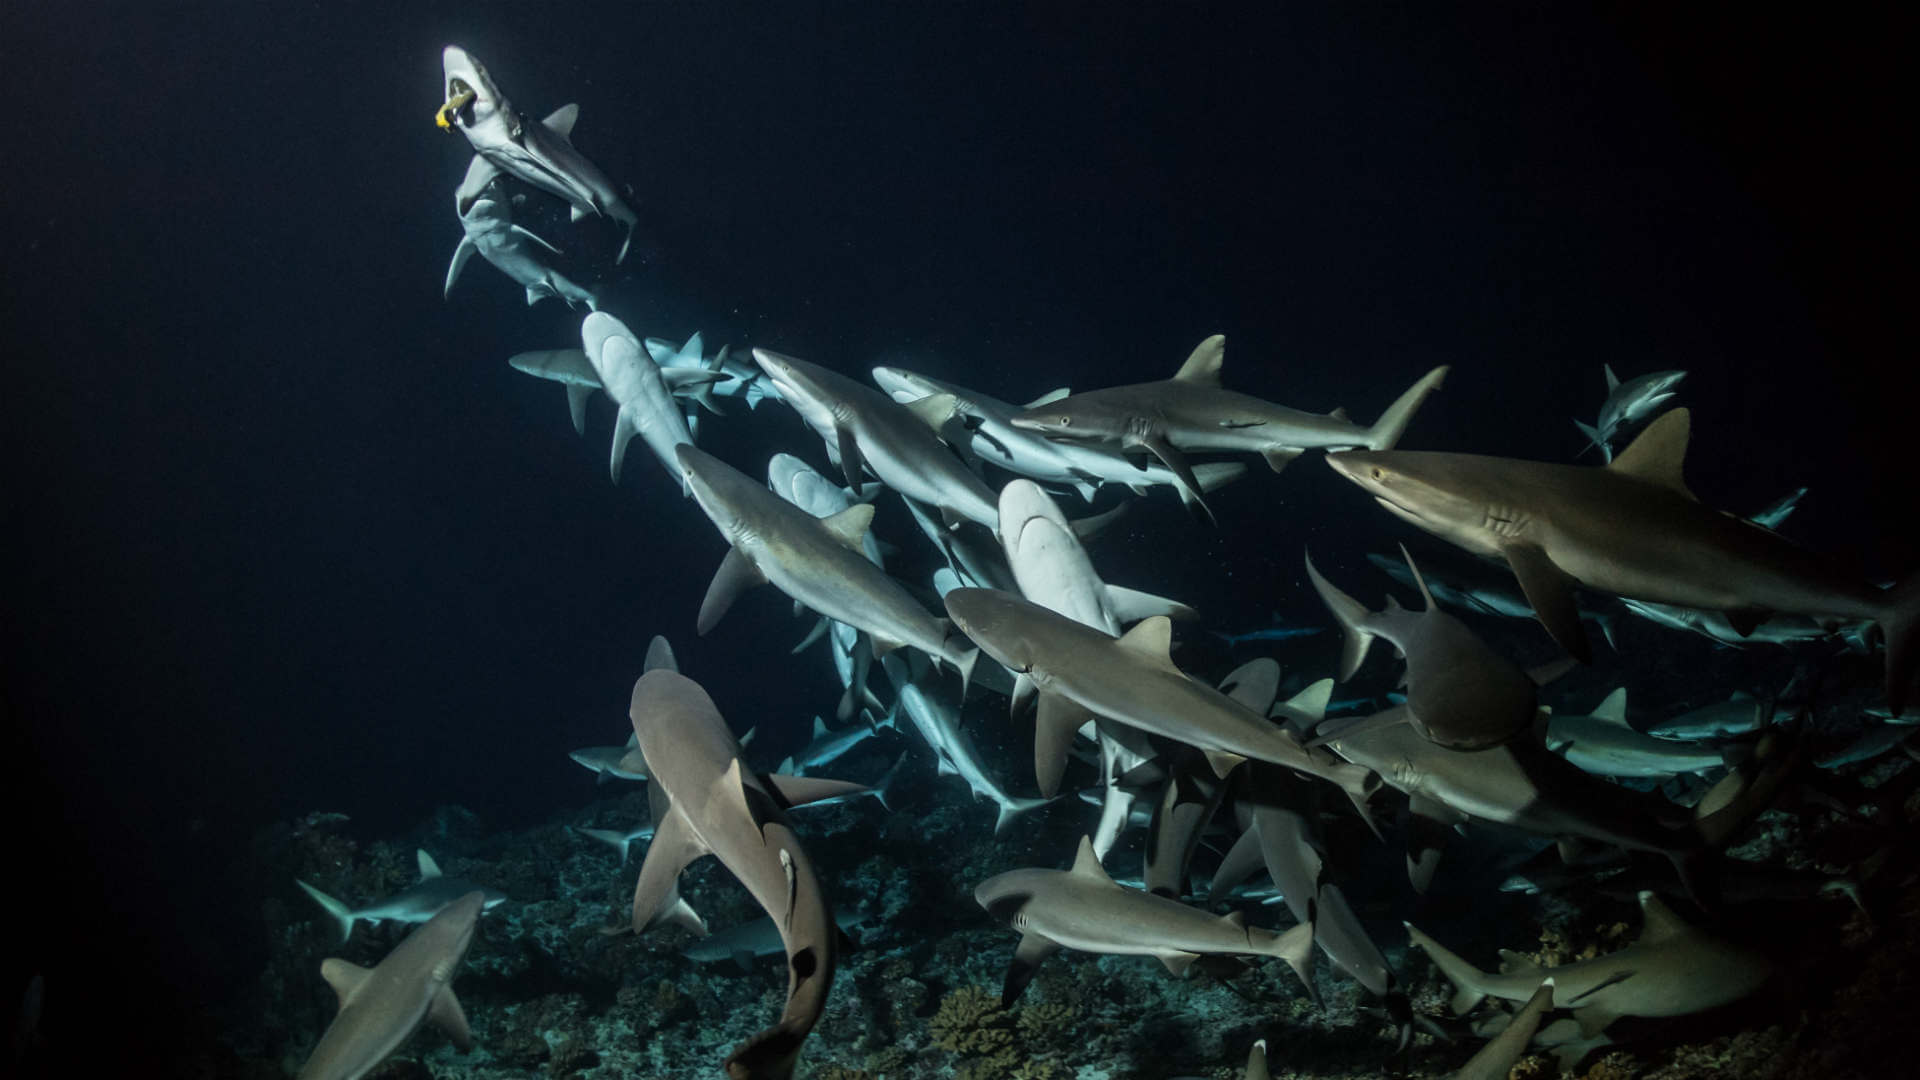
(436, 78, 478, 130)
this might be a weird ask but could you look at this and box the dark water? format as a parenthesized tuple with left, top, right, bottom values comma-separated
(1, 3, 1912, 1075)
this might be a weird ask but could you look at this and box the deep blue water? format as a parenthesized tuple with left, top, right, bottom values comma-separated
(1, 2, 1913, 1072)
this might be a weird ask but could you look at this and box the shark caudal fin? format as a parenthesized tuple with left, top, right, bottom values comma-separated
(993, 796, 1054, 837)
(1881, 576, 1920, 715)
(1365, 365, 1450, 451)
(295, 880, 358, 944)
(723, 1021, 807, 1080)
(1403, 922, 1490, 1015)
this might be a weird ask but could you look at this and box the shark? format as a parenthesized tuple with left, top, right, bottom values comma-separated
(1008, 335, 1449, 519)
(296, 850, 508, 944)
(568, 735, 649, 783)
(1363, 552, 1619, 652)
(677, 445, 980, 692)
(1407, 890, 1770, 1036)
(437, 46, 638, 263)
(1306, 547, 1539, 750)
(649, 332, 774, 411)
(943, 588, 1376, 807)
(444, 164, 599, 309)
(1325, 409, 1920, 711)
(1573, 364, 1686, 461)
(872, 365, 1247, 511)
(571, 823, 655, 865)
(880, 651, 1052, 835)
(1644, 692, 1773, 741)
(685, 908, 867, 971)
(1748, 486, 1808, 531)
(777, 714, 896, 776)
(975, 836, 1316, 1006)
(506, 347, 724, 438)
(765, 454, 886, 719)
(1618, 597, 1870, 651)
(1453, 979, 1555, 1080)
(1545, 689, 1729, 779)
(753, 349, 1001, 529)
(623, 651, 854, 1079)
(582, 312, 697, 486)
(296, 890, 486, 1080)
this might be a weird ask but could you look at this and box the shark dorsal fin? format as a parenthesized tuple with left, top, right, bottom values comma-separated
(1022, 387, 1071, 409)
(902, 391, 959, 433)
(1607, 408, 1694, 498)
(1172, 335, 1226, 385)
(644, 338, 675, 364)
(1275, 678, 1334, 727)
(1115, 616, 1179, 671)
(1247, 1039, 1270, 1080)
(1603, 363, 1621, 391)
(1327, 406, 1350, 422)
(417, 850, 442, 879)
(1398, 543, 1436, 611)
(319, 958, 372, 1009)
(644, 636, 679, 675)
(812, 716, 829, 739)
(1590, 687, 1630, 725)
(616, 746, 648, 777)
(819, 503, 877, 552)
(542, 103, 579, 141)
(717, 758, 763, 838)
(1636, 891, 1691, 944)
(1219, 909, 1247, 929)
(683, 332, 704, 360)
(1496, 948, 1542, 975)
(1069, 835, 1114, 882)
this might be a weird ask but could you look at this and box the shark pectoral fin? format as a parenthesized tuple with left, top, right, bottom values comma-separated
(1105, 584, 1199, 624)
(835, 424, 865, 488)
(509, 224, 563, 255)
(1034, 693, 1091, 799)
(1203, 749, 1248, 778)
(318, 959, 371, 1009)
(569, 203, 588, 222)
(630, 800, 711, 935)
(1010, 672, 1037, 717)
(1067, 501, 1129, 542)
(1136, 435, 1211, 522)
(1207, 826, 1266, 906)
(1723, 608, 1764, 638)
(818, 503, 877, 552)
(444, 236, 477, 298)
(1606, 409, 1695, 499)
(1172, 334, 1227, 384)
(564, 384, 594, 437)
(609, 406, 640, 484)
(762, 773, 869, 809)
(1260, 446, 1305, 473)
(698, 548, 768, 635)
(1304, 550, 1376, 681)
(791, 617, 829, 655)
(1572, 1001, 1624, 1039)
(1022, 387, 1072, 409)
(1159, 951, 1203, 976)
(1304, 709, 1405, 749)
(428, 985, 474, 1052)
(729, 950, 756, 972)
(542, 103, 580, 141)
(1504, 544, 1591, 664)
(1002, 932, 1061, 1007)
(1404, 800, 1450, 896)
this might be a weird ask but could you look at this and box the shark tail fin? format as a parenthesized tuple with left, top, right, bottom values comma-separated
(951, 644, 980, 699)
(295, 880, 356, 944)
(1573, 419, 1607, 458)
(1303, 550, 1374, 681)
(1880, 576, 1920, 715)
(724, 1021, 806, 1080)
(872, 755, 908, 811)
(1403, 922, 1488, 1015)
(1268, 917, 1318, 1004)
(1365, 365, 1449, 451)
(993, 796, 1053, 837)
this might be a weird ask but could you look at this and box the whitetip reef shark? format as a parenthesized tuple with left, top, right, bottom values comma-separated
(975, 836, 1316, 1007)
(1009, 334, 1449, 520)
(437, 46, 639, 263)
(295, 890, 485, 1080)
(1325, 409, 1920, 711)
(296, 850, 507, 944)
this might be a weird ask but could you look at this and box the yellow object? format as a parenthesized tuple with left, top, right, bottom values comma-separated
(435, 89, 476, 130)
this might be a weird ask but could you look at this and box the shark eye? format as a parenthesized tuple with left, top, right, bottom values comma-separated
(1371, 467, 1385, 480)
(1057, 417, 1071, 428)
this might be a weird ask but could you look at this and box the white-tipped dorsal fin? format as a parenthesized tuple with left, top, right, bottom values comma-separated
(417, 850, 442, 879)
(819, 503, 877, 551)
(1590, 687, 1630, 725)
(1115, 616, 1179, 671)
(319, 959, 372, 1009)
(1022, 387, 1072, 409)
(1069, 835, 1114, 882)
(1172, 334, 1226, 384)
(542, 103, 579, 140)
(1247, 1039, 1270, 1080)
(1607, 409, 1694, 498)
(1636, 890, 1691, 944)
